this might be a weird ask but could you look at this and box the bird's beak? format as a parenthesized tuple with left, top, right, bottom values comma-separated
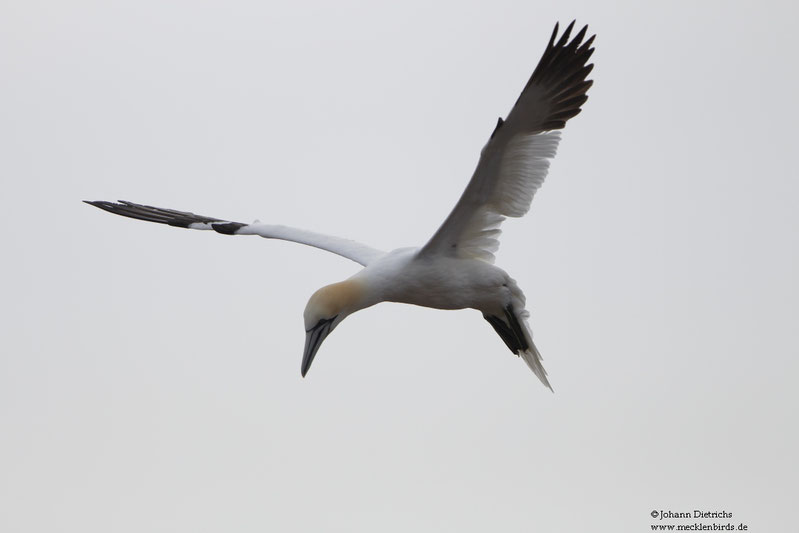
(302, 317, 336, 377)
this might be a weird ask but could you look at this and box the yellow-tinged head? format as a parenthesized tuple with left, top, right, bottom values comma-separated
(301, 279, 365, 377)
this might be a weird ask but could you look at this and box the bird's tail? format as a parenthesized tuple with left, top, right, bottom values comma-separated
(483, 303, 553, 391)
(520, 340, 553, 392)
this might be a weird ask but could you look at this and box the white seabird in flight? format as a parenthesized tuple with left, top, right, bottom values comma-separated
(87, 21, 594, 390)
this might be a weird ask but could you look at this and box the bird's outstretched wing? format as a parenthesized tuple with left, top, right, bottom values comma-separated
(85, 200, 385, 266)
(419, 21, 594, 263)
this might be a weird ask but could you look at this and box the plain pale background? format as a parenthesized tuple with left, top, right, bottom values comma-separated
(2, 1, 797, 531)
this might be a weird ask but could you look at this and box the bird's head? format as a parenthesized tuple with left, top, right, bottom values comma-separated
(301, 279, 366, 377)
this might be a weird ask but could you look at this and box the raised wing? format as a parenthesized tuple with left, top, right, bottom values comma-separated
(85, 200, 385, 266)
(419, 21, 594, 263)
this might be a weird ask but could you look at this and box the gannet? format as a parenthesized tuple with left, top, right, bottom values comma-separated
(86, 21, 594, 390)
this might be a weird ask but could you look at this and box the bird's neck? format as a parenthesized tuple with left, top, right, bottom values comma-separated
(323, 278, 376, 314)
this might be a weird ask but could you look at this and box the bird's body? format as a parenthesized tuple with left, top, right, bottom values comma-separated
(344, 249, 549, 385)
(86, 21, 595, 390)
(352, 247, 506, 311)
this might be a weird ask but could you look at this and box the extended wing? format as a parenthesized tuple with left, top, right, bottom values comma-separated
(85, 200, 385, 266)
(419, 21, 594, 263)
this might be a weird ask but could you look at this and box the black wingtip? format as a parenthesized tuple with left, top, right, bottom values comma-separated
(516, 20, 596, 131)
(211, 222, 247, 235)
(84, 199, 246, 231)
(556, 20, 575, 48)
(84, 199, 121, 215)
(490, 116, 505, 139)
(548, 22, 559, 48)
(573, 24, 588, 45)
(566, 19, 577, 32)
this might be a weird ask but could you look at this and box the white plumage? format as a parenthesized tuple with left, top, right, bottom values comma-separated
(86, 21, 595, 390)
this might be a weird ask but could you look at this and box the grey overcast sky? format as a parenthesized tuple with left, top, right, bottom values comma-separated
(2, 1, 797, 531)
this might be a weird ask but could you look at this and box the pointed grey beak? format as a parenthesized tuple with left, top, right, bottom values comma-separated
(302, 317, 336, 377)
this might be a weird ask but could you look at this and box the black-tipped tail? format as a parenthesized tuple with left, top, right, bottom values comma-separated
(483, 305, 552, 391)
(483, 304, 529, 355)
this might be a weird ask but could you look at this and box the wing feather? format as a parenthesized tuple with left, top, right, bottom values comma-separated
(85, 200, 385, 266)
(419, 21, 594, 262)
